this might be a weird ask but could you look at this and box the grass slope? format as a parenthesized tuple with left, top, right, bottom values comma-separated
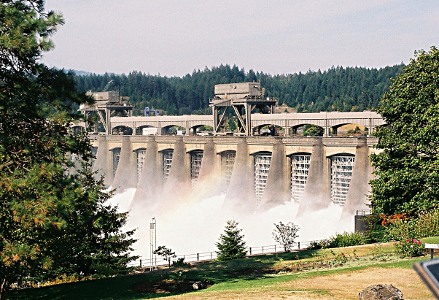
(6, 243, 434, 300)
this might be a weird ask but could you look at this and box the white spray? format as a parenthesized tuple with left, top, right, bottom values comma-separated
(109, 188, 353, 259)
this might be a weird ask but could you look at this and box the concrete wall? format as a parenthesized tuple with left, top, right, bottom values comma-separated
(90, 135, 376, 216)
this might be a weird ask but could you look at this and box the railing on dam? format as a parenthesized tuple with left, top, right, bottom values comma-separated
(77, 111, 385, 137)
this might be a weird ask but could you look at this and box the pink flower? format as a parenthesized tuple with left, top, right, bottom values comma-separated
(418, 241, 422, 245)
(407, 239, 411, 242)
(413, 239, 418, 243)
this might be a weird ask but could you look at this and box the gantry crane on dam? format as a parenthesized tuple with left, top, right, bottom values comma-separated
(209, 82, 276, 136)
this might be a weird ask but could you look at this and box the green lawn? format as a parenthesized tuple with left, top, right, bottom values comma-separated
(6, 243, 431, 300)
(421, 236, 439, 244)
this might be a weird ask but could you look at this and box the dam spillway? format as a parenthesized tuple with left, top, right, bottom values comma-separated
(91, 135, 376, 217)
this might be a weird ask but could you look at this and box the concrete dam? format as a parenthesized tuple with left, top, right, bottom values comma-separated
(91, 134, 376, 218)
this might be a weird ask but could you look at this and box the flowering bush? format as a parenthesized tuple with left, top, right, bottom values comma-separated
(394, 238, 425, 257)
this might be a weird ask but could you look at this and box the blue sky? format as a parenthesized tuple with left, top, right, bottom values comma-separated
(42, 0, 439, 77)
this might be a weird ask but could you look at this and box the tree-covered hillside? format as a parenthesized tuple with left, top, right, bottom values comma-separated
(74, 64, 403, 116)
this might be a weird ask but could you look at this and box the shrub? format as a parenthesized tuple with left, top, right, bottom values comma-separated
(385, 209, 439, 241)
(327, 232, 365, 248)
(307, 239, 331, 250)
(307, 232, 364, 250)
(172, 258, 190, 267)
(394, 238, 425, 257)
(415, 209, 439, 237)
(385, 219, 415, 241)
(365, 213, 389, 243)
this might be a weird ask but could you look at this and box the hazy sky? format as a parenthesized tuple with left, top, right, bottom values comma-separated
(42, 0, 439, 77)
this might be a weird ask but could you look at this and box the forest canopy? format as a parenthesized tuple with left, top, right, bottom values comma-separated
(74, 64, 404, 116)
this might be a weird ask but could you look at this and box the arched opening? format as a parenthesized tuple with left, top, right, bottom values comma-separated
(135, 148, 146, 183)
(220, 150, 236, 192)
(189, 150, 204, 188)
(161, 125, 186, 136)
(332, 123, 368, 136)
(136, 125, 158, 135)
(290, 124, 324, 136)
(253, 151, 272, 205)
(192, 125, 214, 136)
(160, 149, 174, 182)
(289, 152, 311, 202)
(253, 124, 283, 136)
(330, 153, 355, 206)
(110, 148, 121, 178)
(112, 125, 133, 135)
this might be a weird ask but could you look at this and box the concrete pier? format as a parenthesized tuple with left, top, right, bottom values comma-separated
(90, 135, 377, 216)
(112, 136, 137, 192)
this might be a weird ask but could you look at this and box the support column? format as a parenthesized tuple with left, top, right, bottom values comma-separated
(245, 103, 251, 136)
(341, 137, 371, 219)
(192, 138, 221, 198)
(106, 107, 111, 135)
(112, 136, 137, 192)
(259, 138, 290, 210)
(224, 138, 256, 213)
(161, 136, 191, 208)
(93, 135, 111, 186)
(213, 106, 218, 135)
(297, 137, 331, 216)
(324, 126, 330, 137)
(131, 136, 162, 210)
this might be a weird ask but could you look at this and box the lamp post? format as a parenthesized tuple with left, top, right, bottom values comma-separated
(150, 217, 156, 270)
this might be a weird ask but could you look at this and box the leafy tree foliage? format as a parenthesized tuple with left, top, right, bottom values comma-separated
(303, 124, 324, 136)
(216, 220, 247, 261)
(74, 64, 403, 116)
(272, 222, 300, 252)
(0, 1, 136, 297)
(370, 46, 439, 216)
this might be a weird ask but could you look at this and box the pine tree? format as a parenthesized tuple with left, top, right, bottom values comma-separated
(0, 1, 137, 297)
(216, 220, 247, 260)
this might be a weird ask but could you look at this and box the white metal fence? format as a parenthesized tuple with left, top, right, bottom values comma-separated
(129, 241, 312, 268)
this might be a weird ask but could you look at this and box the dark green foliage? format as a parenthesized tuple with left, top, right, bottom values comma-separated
(74, 64, 403, 116)
(154, 246, 176, 267)
(172, 258, 190, 267)
(364, 214, 389, 243)
(0, 1, 137, 297)
(327, 232, 366, 248)
(308, 232, 365, 249)
(370, 46, 439, 216)
(216, 220, 247, 261)
(303, 124, 324, 136)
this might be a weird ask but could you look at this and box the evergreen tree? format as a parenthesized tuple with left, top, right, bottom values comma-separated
(74, 64, 403, 116)
(370, 46, 439, 216)
(216, 220, 247, 260)
(0, 1, 137, 297)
